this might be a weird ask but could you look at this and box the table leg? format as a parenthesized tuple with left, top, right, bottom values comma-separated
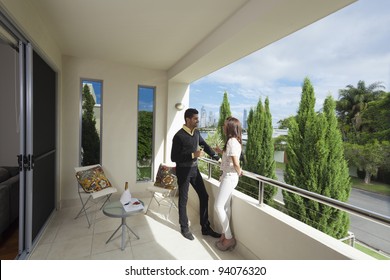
(106, 224, 122, 244)
(121, 217, 126, 250)
(125, 224, 140, 239)
(106, 217, 140, 251)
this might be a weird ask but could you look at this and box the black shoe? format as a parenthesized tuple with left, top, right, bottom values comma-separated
(202, 227, 221, 238)
(181, 229, 194, 240)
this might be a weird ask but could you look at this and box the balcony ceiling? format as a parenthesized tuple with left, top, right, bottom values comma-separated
(30, 0, 356, 83)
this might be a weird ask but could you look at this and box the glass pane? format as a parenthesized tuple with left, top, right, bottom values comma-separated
(137, 86, 155, 181)
(81, 79, 102, 166)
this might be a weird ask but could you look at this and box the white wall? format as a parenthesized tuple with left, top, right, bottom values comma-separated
(165, 82, 190, 164)
(274, 151, 284, 163)
(60, 56, 168, 202)
(189, 176, 373, 260)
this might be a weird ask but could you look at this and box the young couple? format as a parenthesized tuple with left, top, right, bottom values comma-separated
(171, 108, 242, 251)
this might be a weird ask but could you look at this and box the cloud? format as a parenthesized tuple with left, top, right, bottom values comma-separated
(190, 0, 390, 126)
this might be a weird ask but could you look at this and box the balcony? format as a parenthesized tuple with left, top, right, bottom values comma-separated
(27, 191, 243, 260)
(28, 159, 389, 260)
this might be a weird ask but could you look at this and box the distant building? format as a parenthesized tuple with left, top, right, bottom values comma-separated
(273, 128, 288, 138)
(200, 106, 207, 128)
(273, 128, 288, 163)
(208, 111, 216, 127)
(83, 82, 101, 134)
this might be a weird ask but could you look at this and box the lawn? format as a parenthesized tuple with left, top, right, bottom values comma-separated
(355, 243, 390, 260)
(275, 162, 390, 196)
(351, 177, 390, 196)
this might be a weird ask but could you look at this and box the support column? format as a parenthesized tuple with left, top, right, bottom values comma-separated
(165, 81, 190, 164)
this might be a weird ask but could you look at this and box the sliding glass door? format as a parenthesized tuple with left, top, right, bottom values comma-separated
(1, 12, 57, 258)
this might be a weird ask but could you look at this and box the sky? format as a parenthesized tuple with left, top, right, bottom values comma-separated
(189, 0, 390, 127)
(83, 79, 102, 104)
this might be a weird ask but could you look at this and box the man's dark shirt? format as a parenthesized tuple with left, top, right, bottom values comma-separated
(171, 126, 218, 167)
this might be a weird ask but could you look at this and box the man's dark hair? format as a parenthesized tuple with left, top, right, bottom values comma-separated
(184, 108, 198, 121)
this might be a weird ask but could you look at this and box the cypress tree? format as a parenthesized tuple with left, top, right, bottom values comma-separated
(283, 77, 325, 228)
(244, 108, 256, 169)
(198, 91, 232, 179)
(217, 92, 232, 143)
(245, 99, 264, 175)
(261, 97, 277, 203)
(81, 84, 100, 166)
(283, 78, 350, 239)
(242, 98, 277, 203)
(320, 96, 351, 238)
(240, 104, 261, 198)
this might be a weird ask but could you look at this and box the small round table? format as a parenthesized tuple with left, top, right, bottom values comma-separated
(103, 200, 144, 250)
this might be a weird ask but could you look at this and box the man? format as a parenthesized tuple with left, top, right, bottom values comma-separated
(171, 108, 221, 240)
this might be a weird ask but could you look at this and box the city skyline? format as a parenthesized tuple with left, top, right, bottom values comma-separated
(189, 0, 390, 127)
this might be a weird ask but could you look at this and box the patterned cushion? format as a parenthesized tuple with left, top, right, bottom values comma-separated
(154, 164, 177, 190)
(75, 165, 112, 193)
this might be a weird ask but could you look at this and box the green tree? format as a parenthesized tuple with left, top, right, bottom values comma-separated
(217, 92, 232, 143)
(283, 78, 350, 239)
(137, 111, 153, 180)
(244, 99, 264, 178)
(344, 140, 388, 184)
(320, 96, 351, 237)
(277, 115, 295, 129)
(199, 92, 230, 180)
(137, 111, 153, 162)
(360, 92, 390, 142)
(243, 107, 257, 170)
(198, 130, 224, 180)
(336, 80, 385, 140)
(240, 106, 260, 199)
(273, 135, 288, 151)
(81, 84, 100, 166)
(241, 98, 277, 204)
(261, 98, 277, 202)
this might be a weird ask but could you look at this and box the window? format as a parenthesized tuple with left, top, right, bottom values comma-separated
(137, 86, 155, 181)
(80, 79, 102, 166)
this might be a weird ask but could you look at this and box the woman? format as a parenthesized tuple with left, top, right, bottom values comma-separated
(214, 116, 243, 251)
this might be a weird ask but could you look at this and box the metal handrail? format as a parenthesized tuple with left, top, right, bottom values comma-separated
(200, 157, 390, 228)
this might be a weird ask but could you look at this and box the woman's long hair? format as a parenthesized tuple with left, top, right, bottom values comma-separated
(223, 117, 242, 151)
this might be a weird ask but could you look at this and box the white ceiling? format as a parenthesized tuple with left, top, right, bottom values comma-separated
(29, 0, 356, 83)
(32, 0, 248, 70)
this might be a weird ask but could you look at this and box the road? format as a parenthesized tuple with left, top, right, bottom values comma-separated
(274, 169, 390, 255)
(348, 189, 390, 254)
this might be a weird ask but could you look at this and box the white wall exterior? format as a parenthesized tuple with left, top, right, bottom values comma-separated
(60, 56, 170, 202)
(189, 177, 373, 260)
(274, 151, 285, 163)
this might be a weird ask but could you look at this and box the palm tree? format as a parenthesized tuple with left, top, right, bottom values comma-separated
(336, 80, 385, 132)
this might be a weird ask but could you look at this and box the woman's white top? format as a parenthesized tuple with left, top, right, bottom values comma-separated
(220, 137, 242, 173)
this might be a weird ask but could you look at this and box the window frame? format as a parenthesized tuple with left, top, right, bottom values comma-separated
(136, 85, 156, 182)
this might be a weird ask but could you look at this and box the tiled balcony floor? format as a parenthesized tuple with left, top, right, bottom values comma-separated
(28, 194, 244, 260)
